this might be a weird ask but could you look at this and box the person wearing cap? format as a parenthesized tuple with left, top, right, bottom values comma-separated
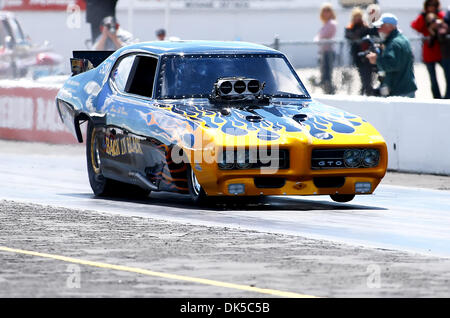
(92, 16, 135, 51)
(366, 13, 417, 97)
(84, 0, 118, 43)
(156, 29, 166, 41)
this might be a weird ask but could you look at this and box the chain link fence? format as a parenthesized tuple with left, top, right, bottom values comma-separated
(263, 37, 426, 96)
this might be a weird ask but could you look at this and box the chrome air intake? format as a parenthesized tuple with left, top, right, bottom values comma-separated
(214, 77, 264, 99)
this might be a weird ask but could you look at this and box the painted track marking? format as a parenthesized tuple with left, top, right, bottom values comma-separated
(0, 246, 316, 298)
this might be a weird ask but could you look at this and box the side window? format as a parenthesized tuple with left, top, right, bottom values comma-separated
(125, 55, 158, 98)
(111, 55, 158, 99)
(111, 55, 135, 92)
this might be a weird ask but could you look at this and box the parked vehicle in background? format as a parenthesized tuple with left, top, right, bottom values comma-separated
(0, 11, 63, 79)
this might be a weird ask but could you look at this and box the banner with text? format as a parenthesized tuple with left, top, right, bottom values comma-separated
(0, 85, 78, 144)
(0, 0, 85, 11)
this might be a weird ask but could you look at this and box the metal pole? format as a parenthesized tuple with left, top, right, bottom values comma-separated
(338, 41, 344, 66)
(128, 0, 134, 35)
(274, 35, 280, 51)
(165, 0, 171, 36)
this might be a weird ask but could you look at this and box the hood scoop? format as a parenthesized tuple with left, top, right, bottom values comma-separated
(220, 108, 231, 116)
(246, 115, 262, 122)
(293, 114, 308, 123)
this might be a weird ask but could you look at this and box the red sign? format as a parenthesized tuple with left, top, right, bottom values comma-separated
(0, 85, 79, 144)
(1, 0, 86, 11)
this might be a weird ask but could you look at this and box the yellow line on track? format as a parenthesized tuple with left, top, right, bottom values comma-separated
(0, 246, 316, 298)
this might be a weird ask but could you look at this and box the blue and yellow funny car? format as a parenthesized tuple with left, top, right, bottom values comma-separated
(56, 41, 387, 204)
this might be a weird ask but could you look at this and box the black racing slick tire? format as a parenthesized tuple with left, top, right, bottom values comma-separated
(86, 121, 118, 196)
(187, 164, 208, 204)
(86, 121, 150, 198)
(330, 194, 355, 203)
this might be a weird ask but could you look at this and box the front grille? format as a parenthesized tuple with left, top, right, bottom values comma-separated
(311, 149, 346, 169)
(311, 148, 380, 169)
(218, 148, 289, 170)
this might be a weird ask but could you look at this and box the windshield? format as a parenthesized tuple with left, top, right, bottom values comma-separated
(156, 54, 309, 99)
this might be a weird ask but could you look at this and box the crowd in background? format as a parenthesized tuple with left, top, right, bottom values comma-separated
(84, 0, 450, 99)
(315, 0, 450, 99)
(84, 0, 165, 51)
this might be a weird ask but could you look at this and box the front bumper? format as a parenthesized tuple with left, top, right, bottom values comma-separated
(213, 175, 382, 196)
(194, 143, 388, 197)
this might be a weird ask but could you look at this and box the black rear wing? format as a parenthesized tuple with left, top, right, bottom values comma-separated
(70, 50, 114, 76)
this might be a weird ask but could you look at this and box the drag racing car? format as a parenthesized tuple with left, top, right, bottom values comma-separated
(56, 41, 387, 203)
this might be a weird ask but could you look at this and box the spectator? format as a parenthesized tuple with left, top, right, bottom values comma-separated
(156, 29, 166, 41)
(345, 7, 378, 95)
(364, 3, 381, 27)
(411, 0, 445, 99)
(445, 5, 450, 25)
(315, 3, 337, 94)
(84, 0, 118, 43)
(367, 13, 417, 97)
(92, 16, 134, 51)
(427, 12, 450, 98)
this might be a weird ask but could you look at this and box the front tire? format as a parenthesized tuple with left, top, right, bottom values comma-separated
(86, 121, 117, 196)
(330, 194, 355, 203)
(187, 164, 207, 204)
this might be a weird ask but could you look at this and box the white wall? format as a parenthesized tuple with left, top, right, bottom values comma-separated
(1, 77, 450, 174)
(115, 3, 427, 44)
(316, 95, 450, 175)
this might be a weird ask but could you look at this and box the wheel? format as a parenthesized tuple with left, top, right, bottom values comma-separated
(86, 120, 115, 196)
(330, 194, 355, 203)
(187, 164, 207, 204)
(86, 121, 150, 198)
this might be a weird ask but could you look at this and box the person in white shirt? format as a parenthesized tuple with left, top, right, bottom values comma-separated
(92, 16, 134, 51)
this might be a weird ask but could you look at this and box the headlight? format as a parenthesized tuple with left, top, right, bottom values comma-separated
(343, 149, 362, 168)
(219, 150, 253, 170)
(218, 150, 235, 169)
(362, 149, 380, 167)
(236, 150, 252, 169)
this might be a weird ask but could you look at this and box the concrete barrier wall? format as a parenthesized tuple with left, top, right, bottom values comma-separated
(1, 79, 449, 175)
(316, 95, 450, 175)
(0, 81, 77, 144)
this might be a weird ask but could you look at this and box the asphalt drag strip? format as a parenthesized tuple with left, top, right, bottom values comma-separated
(1, 200, 450, 297)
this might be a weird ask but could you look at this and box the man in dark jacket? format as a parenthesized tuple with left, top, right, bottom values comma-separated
(345, 7, 379, 96)
(367, 13, 418, 97)
(84, 0, 118, 42)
